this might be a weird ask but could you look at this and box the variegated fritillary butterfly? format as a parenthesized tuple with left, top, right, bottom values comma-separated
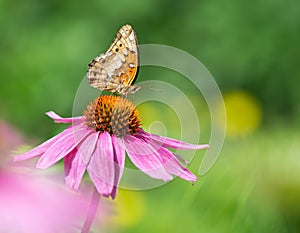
(87, 24, 140, 95)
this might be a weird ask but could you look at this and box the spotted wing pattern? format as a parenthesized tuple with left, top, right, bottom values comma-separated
(87, 24, 140, 95)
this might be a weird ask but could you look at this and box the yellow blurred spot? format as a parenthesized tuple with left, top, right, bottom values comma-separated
(222, 90, 262, 138)
(137, 103, 161, 130)
(109, 189, 145, 227)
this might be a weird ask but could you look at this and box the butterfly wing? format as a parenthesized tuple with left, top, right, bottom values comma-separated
(87, 24, 139, 94)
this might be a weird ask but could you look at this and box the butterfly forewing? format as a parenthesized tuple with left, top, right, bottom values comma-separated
(87, 24, 140, 95)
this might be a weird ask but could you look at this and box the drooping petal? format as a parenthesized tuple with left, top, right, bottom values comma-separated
(14, 125, 74, 162)
(37, 125, 92, 169)
(87, 132, 115, 197)
(157, 146, 198, 182)
(123, 135, 173, 181)
(111, 136, 126, 199)
(46, 111, 84, 124)
(173, 153, 189, 165)
(64, 131, 99, 190)
(64, 148, 85, 190)
(139, 130, 209, 150)
(77, 132, 99, 166)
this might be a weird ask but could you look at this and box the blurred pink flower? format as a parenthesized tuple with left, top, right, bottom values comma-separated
(0, 169, 88, 233)
(0, 120, 24, 157)
(14, 95, 209, 199)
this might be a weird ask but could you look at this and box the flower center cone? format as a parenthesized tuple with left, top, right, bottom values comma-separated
(84, 95, 141, 137)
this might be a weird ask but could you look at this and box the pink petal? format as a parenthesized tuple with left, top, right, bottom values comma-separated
(173, 153, 189, 165)
(87, 132, 115, 197)
(139, 130, 209, 150)
(158, 147, 198, 182)
(111, 136, 126, 199)
(123, 135, 173, 181)
(46, 111, 84, 124)
(37, 125, 91, 169)
(64, 132, 99, 190)
(14, 125, 74, 162)
(64, 148, 86, 190)
(77, 132, 99, 166)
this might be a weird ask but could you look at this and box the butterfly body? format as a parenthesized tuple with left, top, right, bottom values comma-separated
(87, 24, 140, 95)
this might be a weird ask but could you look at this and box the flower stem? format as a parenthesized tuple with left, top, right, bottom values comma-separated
(81, 188, 100, 233)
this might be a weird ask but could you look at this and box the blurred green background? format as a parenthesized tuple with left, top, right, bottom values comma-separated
(1, 0, 300, 232)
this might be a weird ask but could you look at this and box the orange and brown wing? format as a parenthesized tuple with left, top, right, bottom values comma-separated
(87, 24, 139, 93)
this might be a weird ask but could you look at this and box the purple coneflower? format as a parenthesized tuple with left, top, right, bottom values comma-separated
(15, 95, 208, 198)
(14, 95, 208, 232)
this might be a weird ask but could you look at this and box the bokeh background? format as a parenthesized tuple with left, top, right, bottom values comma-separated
(1, 0, 300, 232)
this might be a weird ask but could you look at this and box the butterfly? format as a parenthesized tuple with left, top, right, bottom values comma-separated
(87, 24, 140, 95)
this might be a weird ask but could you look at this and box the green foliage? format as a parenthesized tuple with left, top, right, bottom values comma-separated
(1, 1, 299, 232)
(0, 0, 299, 136)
